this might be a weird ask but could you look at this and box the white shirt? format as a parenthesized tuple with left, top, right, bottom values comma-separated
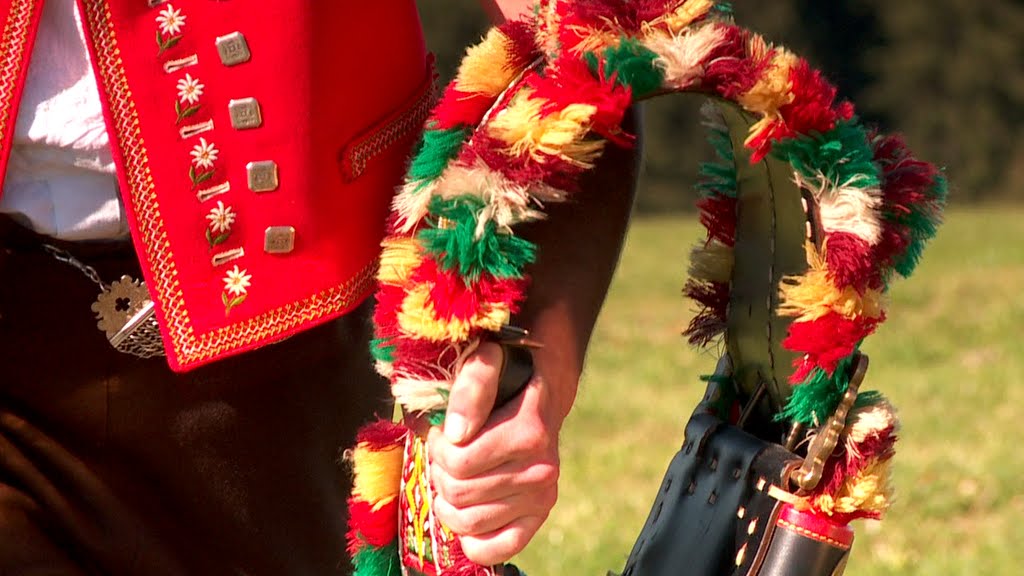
(0, 0, 126, 240)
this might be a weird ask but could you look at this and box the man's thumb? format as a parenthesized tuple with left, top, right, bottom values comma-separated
(444, 342, 503, 444)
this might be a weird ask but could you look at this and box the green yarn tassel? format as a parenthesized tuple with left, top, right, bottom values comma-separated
(407, 126, 472, 184)
(699, 373, 737, 419)
(370, 337, 396, 363)
(892, 173, 948, 278)
(353, 541, 400, 576)
(777, 353, 858, 426)
(771, 120, 879, 189)
(428, 411, 446, 427)
(696, 121, 738, 198)
(584, 39, 665, 99)
(419, 195, 537, 281)
(852, 390, 885, 410)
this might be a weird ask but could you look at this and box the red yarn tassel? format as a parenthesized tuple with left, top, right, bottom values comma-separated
(346, 498, 400, 554)
(784, 312, 882, 381)
(823, 231, 876, 292)
(697, 196, 738, 247)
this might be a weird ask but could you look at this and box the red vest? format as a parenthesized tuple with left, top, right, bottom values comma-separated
(0, 0, 432, 371)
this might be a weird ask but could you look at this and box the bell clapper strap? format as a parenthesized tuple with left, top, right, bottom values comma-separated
(728, 351, 871, 498)
(42, 244, 166, 359)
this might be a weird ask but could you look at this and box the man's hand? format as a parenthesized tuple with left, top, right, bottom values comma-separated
(427, 104, 642, 567)
(428, 342, 560, 566)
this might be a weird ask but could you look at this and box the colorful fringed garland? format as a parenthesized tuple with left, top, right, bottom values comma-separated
(349, 1, 946, 574)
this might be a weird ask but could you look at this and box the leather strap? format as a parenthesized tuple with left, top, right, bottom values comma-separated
(719, 102, 808, 412)
(752, 519, 850, 576)
(619, 412, 799, 576)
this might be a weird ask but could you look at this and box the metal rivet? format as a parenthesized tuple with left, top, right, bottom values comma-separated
(735, 543, 748, 567)
(264, 226, 295, 254)
(246, 161, 279, 192)
(228, 98, 262, 130)
(216, 32, 251, 66)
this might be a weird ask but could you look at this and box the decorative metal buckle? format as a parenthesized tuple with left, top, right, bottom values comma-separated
(93, 277, 165, 359)
(43, 245, 166, 359)
(787, 353, 870, 493)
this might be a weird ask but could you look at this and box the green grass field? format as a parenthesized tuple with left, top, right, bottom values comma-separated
(514, 207, 1024, 575)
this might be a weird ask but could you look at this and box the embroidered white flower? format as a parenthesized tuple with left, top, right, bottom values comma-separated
(190, 138, 219, 169)
(176, 73, 204, 104)
(206, 201, 236, 233)
(223, 265, 252, 297)
(156, 5, 186, 37)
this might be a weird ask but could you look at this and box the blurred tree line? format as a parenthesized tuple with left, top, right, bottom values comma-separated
(417, 0, 1023, 211)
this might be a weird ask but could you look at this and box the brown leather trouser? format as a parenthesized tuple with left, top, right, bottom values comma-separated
(0, 217, 391, 575)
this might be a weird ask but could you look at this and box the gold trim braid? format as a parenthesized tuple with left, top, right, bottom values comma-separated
(0, 0, 38, 150)
(81, 0, 376, 369)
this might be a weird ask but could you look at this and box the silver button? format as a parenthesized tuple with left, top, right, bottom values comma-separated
(228, 98, 262, 130)
(264, 226, 296, 254)
(216, 32, 251, 66)
(246, 161, 279, 192)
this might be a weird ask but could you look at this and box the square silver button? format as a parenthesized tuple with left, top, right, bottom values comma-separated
(264, 226, 296, 254)
(216, 32, 251, 66)
(228, 98, 262, 130)
(246, 161, 279, 192)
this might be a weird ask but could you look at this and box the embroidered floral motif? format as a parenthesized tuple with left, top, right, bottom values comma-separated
(189, 137, 218, 186)
(156, 5, 185, 53)
(175, 73, 203, 123)
(205, 200, 235, 247)
(222, 265, 251, 315)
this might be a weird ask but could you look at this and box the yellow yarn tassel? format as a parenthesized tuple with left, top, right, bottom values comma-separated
(351, 443, 405, 510)
(744, 114, 780, 149)
(563, 25, 622, 55)
(738, 41, 797, 115)
(813, 457, 894, 517)
(456, 28, 519, 97)
(397, 285, 510, 342)
(688, 240, 734, 284)
(378, 236, 423, 285)
(648, 0, 716, 35)
(487, 90, 605, 167)
(778, 242, 884, 322)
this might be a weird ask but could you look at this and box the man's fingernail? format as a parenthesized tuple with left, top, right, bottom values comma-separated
(444, 414, 467, 443)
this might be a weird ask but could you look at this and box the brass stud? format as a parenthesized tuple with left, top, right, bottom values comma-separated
(216, 32, 251, 67)
(228, 98, 262, 130)
(246, 161, 279, 192)
(264, 226, 296, 254)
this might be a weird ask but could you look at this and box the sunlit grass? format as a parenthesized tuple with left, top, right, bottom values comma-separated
(514, 206, 1024, 575)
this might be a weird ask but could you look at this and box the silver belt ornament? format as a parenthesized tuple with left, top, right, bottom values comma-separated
(43, 245, 166, 359)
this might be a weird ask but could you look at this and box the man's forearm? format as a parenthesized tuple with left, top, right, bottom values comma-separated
(480, 0, 535, 22)
(515, 108, 643, 421)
